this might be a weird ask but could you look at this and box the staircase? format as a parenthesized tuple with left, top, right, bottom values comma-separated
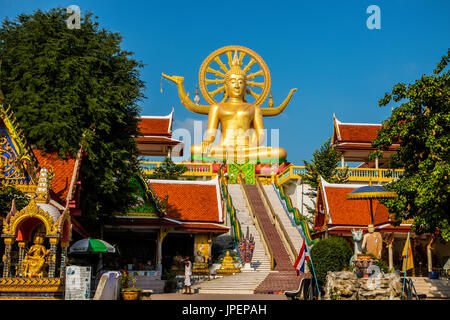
(262, 184, 304, 254)
(227, 184, 272, 272)
(191, 184, 271, 294)
(242, 183, 303, 293)
(411, 277, 450, 299)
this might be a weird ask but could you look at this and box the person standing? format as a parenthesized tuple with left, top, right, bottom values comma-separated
(183, 256, 192, 294)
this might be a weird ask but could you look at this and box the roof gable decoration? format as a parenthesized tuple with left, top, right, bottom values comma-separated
(0, 105, 40, 186)
(124, 176, 167, 218)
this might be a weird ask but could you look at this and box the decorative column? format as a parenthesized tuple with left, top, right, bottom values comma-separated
(427, 235, 434, 275)
(341, 155, 345, 168)
(59, 241, 70, 279)
(387, 233, 394, 272)
(2, 237, 15, 278)
(17, 241, 27, 277)
(48, 238, 59, 278)
(156, 227, 169, 274)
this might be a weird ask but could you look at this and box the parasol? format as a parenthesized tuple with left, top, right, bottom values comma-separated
(346, 180, 397, 225)
(69, 238, 117, 254)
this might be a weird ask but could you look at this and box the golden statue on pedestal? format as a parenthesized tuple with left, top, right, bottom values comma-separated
(23, 233, 50, 278)
(216, 251, 240, 275)
(162, 46, 297, 163)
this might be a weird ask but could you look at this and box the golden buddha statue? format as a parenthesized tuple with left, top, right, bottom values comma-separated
(23, 233, 50, 278)
(162, 46, 297, 163)
(216, 251, 240, 275)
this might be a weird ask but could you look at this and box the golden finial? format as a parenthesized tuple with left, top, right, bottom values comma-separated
(268, 91, 274, 108)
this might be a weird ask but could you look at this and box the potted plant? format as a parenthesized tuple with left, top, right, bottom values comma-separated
(120, 270, 142, 300)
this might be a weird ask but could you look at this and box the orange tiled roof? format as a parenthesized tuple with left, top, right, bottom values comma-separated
(138, 117, 171, 137)
(321, 185, 389, 226)
(32, 149, 78, 201)
(150, 180, 223, 224)
(337, 123, 382, 143)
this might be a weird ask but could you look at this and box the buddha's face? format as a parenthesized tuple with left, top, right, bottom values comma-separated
(225, 73, 246, 99)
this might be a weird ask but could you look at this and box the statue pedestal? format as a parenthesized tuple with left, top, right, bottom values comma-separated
(241, 263, 255, 272)
(192, 263, 210, 275)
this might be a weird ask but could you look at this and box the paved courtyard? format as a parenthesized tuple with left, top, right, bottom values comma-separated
(148, 293, 288, 300)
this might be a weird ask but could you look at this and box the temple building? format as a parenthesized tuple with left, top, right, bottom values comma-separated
(136, 109, 184, 158)
(332, 114, 400, 169)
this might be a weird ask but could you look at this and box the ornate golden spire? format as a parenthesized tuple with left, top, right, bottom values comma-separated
(227, 49, 246, 78)
(35, 167, 51, 203)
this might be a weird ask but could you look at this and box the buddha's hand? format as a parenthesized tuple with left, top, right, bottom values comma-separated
(201, 141, 212, 155)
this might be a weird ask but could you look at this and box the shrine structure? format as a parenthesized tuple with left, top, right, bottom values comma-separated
(0, 105, 85, 299)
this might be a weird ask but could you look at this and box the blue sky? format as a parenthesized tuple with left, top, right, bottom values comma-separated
(1, 0, 449, 163)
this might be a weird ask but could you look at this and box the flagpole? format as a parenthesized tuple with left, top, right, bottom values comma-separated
(401, 232, 410, 299)
(305, 242, 322, 300)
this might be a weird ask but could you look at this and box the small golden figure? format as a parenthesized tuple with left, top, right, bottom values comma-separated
(23, 234, 50, 278)
(216, 251, 240, 275)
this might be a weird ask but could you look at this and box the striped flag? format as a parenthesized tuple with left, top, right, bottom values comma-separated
(293, 238, 310, 275)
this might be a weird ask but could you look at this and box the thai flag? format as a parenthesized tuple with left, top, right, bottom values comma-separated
(293, 238, 310, 275)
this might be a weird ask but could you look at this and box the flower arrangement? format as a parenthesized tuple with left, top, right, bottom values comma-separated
(120, 269, 142, 292)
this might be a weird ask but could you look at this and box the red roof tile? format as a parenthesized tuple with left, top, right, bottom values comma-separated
(32, 150, 78, 201)
(322, 185, 389, 226)
(150, 180, 223, 224)
(338, 124, 382, 143)
(138, 118, 171, 136)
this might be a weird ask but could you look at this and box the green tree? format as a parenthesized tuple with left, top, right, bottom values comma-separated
(148, 157, 188, 180)
(301, 138, 349, 216)
(307, 237, 353, 288)
(372, 49, 450, 241)
(0, 185, 29, 215)
(0, 8, 145, 232)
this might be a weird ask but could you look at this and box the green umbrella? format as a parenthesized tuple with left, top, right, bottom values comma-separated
(69, 238, 116, 254)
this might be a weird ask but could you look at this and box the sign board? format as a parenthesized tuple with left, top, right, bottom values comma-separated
(65, 266, 92, 300)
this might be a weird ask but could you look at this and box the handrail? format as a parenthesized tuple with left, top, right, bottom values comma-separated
(256, 177, 298, 263)
(218, 170, 243, 244)
(403, 277, 423, 300)
(239, 175, 275, 270)
(139, 161, 404, 183)
(140, 161, 214, 176)
(274, 183, 316, 246)
(275, 165, 405, 185)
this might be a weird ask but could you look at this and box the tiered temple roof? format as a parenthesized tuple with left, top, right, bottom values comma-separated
(332, 114, 399, 167)
(136, 109, 184, 157)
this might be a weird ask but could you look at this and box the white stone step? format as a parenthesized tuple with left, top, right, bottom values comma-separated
(191, 272, 270, 294)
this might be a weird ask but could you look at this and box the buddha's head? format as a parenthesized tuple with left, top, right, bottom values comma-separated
(224, 50, 246, 101)
(368, 224, 375, 233)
